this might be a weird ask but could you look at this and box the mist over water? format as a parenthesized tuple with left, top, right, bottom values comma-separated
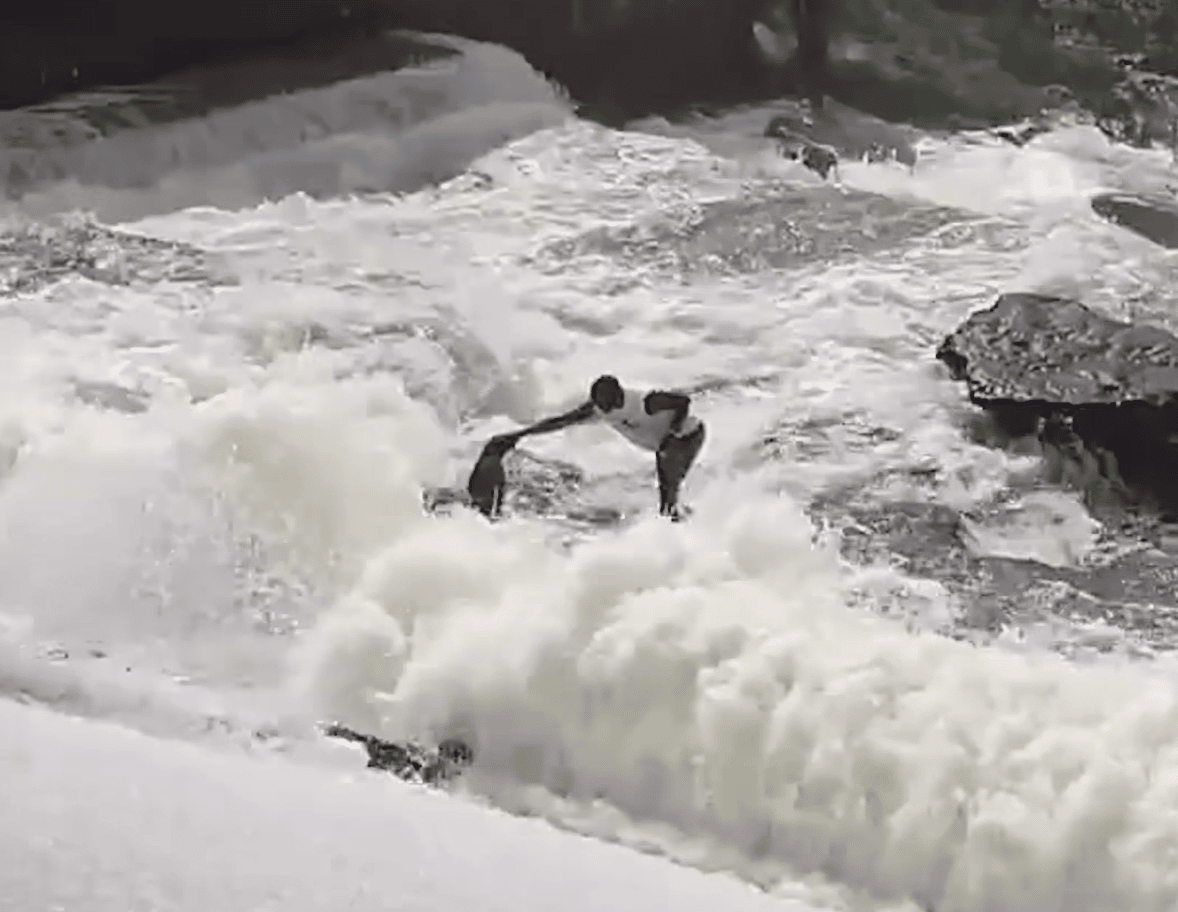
(4, 31, 1178, 912)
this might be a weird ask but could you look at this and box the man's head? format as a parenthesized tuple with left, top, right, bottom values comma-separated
(590, 374, 624, 412)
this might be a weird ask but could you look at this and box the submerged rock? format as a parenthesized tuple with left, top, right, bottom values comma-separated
(538, 183, 969, 278)
(425, 447, 624, 534)
(0, 221, 218, 295)
(1091, 192, 1178, 249)
(937, 293, 1178, 512)
(426, 448, 584, 517)
(826, 497, 1178, 649)
(72, 381, 150, 415)
(322, 724, 474, 786)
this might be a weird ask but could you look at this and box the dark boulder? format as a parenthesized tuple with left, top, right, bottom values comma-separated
(1092, 192, 1178, 249)
(937, 293, 1178, 512)
(993, 119, 1055, 147)
(1093, 70, 1178, 150)
(937, 293, 1178, 408)
(323, 723, 474, 785)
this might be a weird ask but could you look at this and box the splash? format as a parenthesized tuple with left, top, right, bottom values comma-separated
(293, 483, 1178, 912)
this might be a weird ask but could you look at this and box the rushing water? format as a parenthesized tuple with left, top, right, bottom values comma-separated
(4, 31, 1178, 912)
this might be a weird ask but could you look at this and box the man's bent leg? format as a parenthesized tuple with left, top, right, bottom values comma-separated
(656, 423, 705, 516)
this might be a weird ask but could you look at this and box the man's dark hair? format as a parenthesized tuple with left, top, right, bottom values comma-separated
(590, 374, 623, 409)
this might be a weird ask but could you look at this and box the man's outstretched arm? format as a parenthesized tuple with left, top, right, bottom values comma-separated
(512, 400, 598, 439)
(644, 391, 690, 433)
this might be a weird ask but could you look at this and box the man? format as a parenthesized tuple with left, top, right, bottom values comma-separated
(468, 375, 705, 521)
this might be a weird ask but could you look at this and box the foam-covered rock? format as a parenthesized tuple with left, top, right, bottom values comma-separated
(0, 220, 217, 295)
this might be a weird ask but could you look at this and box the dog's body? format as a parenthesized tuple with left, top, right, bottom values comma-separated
(467, 434, 515, 517)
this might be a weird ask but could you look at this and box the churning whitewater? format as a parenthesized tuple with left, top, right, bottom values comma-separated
(4, 35, 1178, 912)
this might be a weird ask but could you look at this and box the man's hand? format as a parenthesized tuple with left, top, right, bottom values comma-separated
(485, 432, 521, 457)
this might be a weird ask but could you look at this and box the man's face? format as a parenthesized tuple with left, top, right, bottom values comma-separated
(592, 383, 623, 412)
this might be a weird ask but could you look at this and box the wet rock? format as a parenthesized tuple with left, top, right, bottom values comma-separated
(838, 500, 975, 579)
(826, 498, 1178, 648)
(993, 119, 1055, 147)
(756, 412, 905, 465)
(937, 293, 1178, 407)
(1091, 191, 1178, 249)
(322, 723, 474, 786)
(842, 501, 1032, 634)
(937, 293, 1178, 512)
(426, 445, 628, 540)
(483, 449, 581, 513)
(426, 447, 617, 523)
(1094, 70, 1178, 150)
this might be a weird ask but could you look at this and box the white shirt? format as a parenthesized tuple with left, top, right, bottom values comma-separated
(596, 387, 701, 452)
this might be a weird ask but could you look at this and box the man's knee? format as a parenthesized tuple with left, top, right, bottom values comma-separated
(673, 423, 705, 465)
(659, 427, 703, 479)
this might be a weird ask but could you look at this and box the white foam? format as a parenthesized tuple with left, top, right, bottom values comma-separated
(294, 492, 1178, 912)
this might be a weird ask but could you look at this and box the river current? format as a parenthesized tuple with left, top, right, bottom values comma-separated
(3, 33, 1178, 912)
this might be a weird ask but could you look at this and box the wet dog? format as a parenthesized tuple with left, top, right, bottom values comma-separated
(466, 433, 518, 518)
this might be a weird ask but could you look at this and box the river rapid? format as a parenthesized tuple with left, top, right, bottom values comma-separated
(3, 32, 1178, 912)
